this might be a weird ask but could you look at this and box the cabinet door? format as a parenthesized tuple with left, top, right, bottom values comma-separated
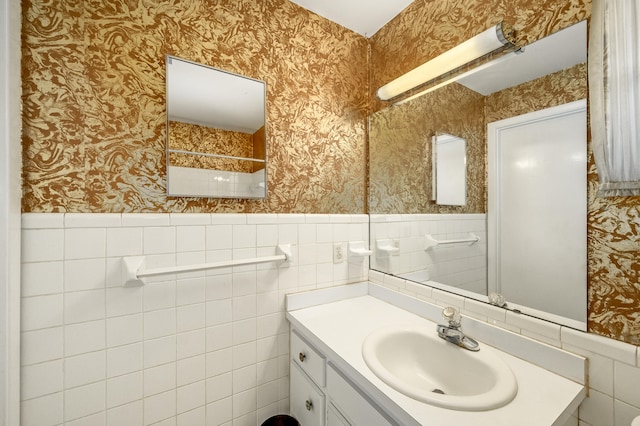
(290, 361, 325, 426)
(327, 402, 351, 426)
(327, 364, 394, 426)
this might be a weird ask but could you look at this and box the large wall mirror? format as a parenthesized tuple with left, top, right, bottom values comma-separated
(166, 56, 267, 199)
(369, 21, 588, 329)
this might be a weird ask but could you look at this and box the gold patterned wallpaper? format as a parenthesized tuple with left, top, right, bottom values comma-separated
(168, 121, 256, 172)
(484, 63, 587, 123)
(369, 82, 485, 214)
(21, 0, 368, 213)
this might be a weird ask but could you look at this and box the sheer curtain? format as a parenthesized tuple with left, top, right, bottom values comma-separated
(589, 0, 640, 196)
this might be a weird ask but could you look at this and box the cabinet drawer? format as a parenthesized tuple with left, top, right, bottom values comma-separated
(291, 330, 326, 386)
(290, 361, 325, 426)
(327, 364, 394, 426)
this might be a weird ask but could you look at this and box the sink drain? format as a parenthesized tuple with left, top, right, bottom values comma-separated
(432, 389, 446, 395)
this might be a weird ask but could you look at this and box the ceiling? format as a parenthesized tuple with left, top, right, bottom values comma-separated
(289, 0, 415, 37)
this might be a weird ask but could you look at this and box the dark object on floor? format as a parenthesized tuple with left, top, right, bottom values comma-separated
(261, 414, 300, 426)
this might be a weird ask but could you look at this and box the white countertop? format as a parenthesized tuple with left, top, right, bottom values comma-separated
(287, 291, 585, 426)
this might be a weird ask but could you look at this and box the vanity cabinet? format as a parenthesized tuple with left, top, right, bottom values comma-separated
(290, 362, 325, 426)
(290, 329, 395, 426)
(290, 330, 326, 425)
(287, 288, 587, 426)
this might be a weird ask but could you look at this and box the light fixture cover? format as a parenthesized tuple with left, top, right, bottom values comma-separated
(377, 23, 514, 101)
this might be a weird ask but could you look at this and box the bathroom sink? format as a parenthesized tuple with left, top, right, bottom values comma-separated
(362, 324, 518, 411)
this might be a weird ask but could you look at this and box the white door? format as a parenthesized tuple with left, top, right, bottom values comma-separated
(488, 100, 587, 329)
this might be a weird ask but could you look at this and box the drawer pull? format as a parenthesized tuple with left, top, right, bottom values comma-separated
(299, 352, 306, 362)
(305, 399, 313, 411)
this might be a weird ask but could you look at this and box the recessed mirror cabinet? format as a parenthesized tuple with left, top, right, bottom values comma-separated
(433, 133, 466, 206)
(166, 56, 267, 199)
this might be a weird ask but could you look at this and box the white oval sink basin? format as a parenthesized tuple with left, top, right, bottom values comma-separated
(362, 324, 518, 411)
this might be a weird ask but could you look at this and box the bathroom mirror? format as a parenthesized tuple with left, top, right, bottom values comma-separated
(433, 133, 466, 206)
(369, 21, 588, 329)
(166, 55, 267, 198)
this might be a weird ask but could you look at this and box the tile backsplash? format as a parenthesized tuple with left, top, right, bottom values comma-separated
(20, 213, 369, 426)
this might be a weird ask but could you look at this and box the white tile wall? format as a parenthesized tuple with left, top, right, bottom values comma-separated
(21, 212, 640, 426)
(368, 270, 640, 426)
(20, 213, 369, 426)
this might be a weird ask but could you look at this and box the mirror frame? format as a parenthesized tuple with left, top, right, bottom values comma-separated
(368, 21, 589, 330)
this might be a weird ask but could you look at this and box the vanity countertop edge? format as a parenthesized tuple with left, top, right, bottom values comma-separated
(286, 281, 586, 426)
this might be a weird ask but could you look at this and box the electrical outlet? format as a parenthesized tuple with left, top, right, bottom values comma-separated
(333, 243, 345, 263)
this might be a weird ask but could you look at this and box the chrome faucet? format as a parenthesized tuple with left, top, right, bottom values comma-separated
(437, 307, 480, 351)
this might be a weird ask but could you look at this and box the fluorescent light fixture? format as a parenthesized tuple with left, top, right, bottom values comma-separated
(377, 22, 515, 101)
(393, 48, 523, 106)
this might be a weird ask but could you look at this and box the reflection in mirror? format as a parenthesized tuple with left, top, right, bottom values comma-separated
(369, 82, 485, 215)
(433, 133, 466, 206)
(166, 56, 267, 198)
(488, 100, 587, 329)
(369, 20, 588, 329)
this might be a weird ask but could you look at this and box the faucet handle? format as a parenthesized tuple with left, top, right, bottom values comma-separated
(442, 307, 461, 328)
